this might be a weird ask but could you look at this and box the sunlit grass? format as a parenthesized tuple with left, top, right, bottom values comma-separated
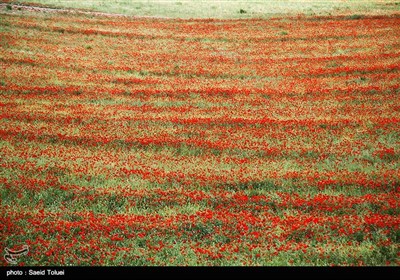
(10, 0, 400, 18)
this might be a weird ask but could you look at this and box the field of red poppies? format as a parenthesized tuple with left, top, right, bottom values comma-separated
(1, 5, 399, 266)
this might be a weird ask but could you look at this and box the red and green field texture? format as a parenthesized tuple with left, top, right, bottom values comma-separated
(1, 7, 400, 265)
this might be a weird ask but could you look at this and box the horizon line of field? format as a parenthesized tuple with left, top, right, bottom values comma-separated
(2, 5, 400, 20)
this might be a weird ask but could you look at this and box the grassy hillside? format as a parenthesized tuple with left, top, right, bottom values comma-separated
(6, 0, 400, 18)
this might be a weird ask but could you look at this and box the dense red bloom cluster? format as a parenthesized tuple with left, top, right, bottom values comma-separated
(1, 10, 399, 266)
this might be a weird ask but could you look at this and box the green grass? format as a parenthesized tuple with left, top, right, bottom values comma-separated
(12, 0, 400, 18)
(1, 4, 399, 266)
